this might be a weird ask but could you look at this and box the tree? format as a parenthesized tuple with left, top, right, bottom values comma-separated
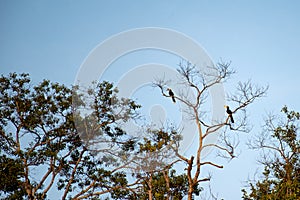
(0, 155, 25, 199)
(242, 106, 300, 200)
(0, 72, 197, 200)
(0, 65, 268, 200)
(0, 73, 141, 199)
(129, 128, 202, 200)
(154, 61, 268, 200)
(132, 168, 201, 200)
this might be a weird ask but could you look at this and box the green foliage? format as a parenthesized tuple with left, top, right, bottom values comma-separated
(242, 106, 300, 200)
(0, 155, 26, 199)
(0, 73, 140, 199)
(0, 72, 200, 199)
(131, 169, 201, 200)
(74, 80, 141, 152)
(130, 128, 200, 199)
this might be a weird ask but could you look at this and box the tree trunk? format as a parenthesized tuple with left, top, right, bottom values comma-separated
(187, 185, 193, 200)
(148, 174, 153, 200)
(163, 170, 170, 200)
(187, 156, 194, 200)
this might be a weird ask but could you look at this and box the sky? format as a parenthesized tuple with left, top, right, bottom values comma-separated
(1, 1, 300, 199)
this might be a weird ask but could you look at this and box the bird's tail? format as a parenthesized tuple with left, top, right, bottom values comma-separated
(172, 96, 176, 103)
(230, 115, 234, 123)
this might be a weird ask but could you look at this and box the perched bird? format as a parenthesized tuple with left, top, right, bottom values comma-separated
(224, 105, 234, 123)
(167, 88, 176, 103)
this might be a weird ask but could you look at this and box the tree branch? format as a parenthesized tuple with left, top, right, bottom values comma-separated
(200, 161, 223, 169)
(62, 148, 86, 200)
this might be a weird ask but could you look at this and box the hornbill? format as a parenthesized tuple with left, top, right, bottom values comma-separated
(225, 105, 234, 123)
(167, 88, 176, 103)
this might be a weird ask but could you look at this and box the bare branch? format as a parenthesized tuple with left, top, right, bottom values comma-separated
(152, 60, 267, 200)
(229, 81, 268, 113)
(197, 177, 211, 183)
(200, 161, 223, 169)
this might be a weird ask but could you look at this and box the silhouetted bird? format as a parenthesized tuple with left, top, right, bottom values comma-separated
(225, 105, 234, 123)
(167, 88, 176, 103)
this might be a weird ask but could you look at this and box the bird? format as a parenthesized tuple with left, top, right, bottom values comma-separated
(224, 105, 234, 123)
(167, 88, 176, 103)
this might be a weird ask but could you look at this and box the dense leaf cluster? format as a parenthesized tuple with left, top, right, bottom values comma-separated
(242, 106, 300, 200)
(0, 73, 196, 200)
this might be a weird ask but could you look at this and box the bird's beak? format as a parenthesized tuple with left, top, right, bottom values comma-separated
(224, 105, 227, 108)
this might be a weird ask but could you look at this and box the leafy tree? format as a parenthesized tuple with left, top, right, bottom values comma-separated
(0, 67, 269, 200)
(129, 128, 201, 199)
(242, 106, 300, 200)
(0, 155, 25, 199)
(132, 169, 201, 200)
(0, 72, 197, 200)
(0, 73, 140, 199)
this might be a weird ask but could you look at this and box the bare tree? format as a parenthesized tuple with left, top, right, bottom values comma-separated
(154, 60, 268, 199)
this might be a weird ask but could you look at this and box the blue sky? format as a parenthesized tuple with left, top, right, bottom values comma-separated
(1, 1, 300, 199)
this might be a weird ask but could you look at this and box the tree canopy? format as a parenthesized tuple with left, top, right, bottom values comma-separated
(0, 64, 270, 200)
(242, 106, 300, 200)
(0, 73, 197, 199)
(0, 73, 140, 199)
